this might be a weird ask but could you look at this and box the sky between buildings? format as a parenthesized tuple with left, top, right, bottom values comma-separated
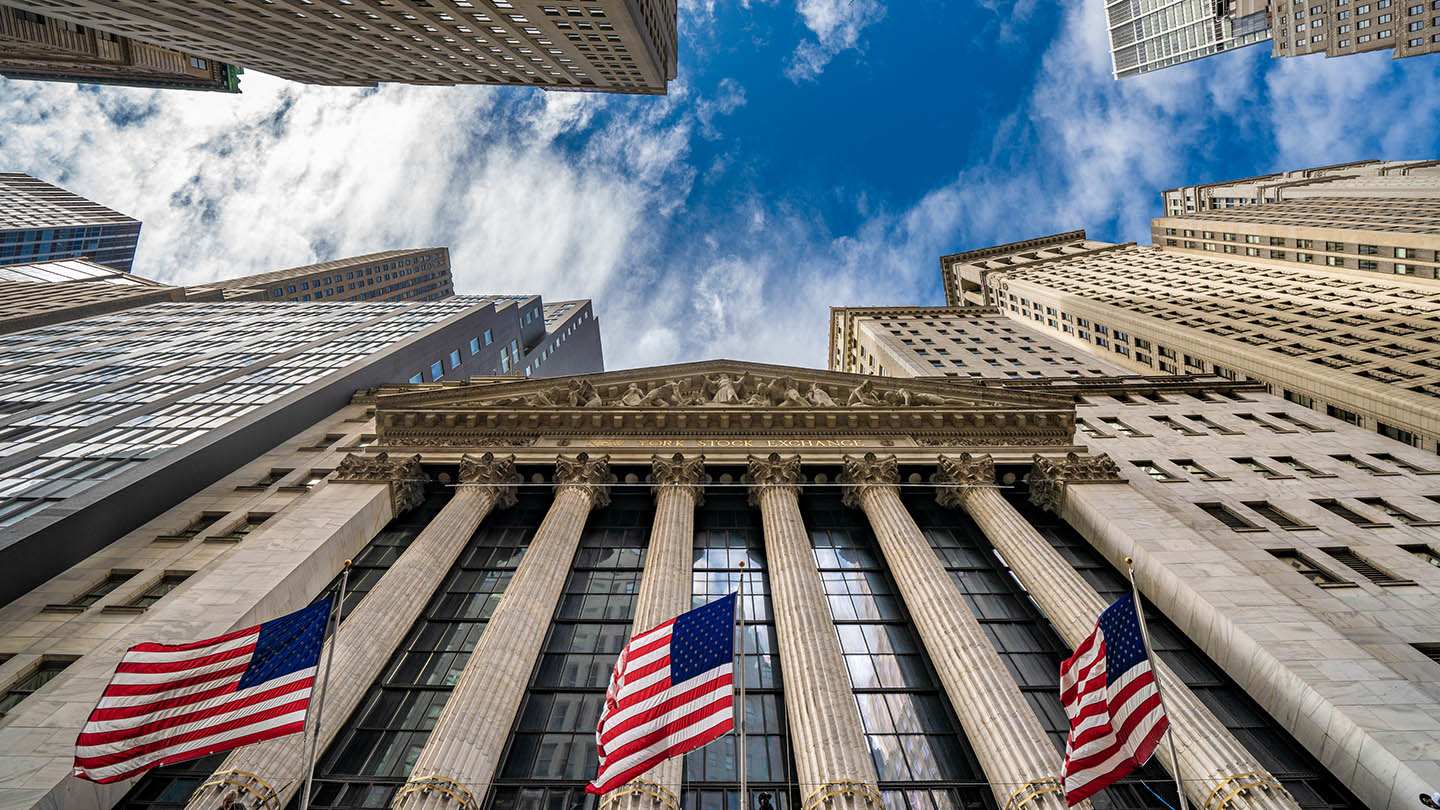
(1, 0, 1438, 372)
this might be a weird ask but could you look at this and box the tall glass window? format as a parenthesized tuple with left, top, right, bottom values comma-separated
(116, 483, 450, 810)
(487, 490, 652, 810)
(903, 493, 1364, 810)
(799, 488, 988, 810)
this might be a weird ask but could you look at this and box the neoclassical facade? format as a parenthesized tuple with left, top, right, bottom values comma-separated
(0, 360, 1434, 810)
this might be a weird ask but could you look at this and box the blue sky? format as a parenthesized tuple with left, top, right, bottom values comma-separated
(2, 0, 1439, 371)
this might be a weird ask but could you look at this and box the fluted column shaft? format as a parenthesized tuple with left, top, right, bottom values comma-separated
(940, 455, 1300, 810)
(840, 454, 1073, 810)
(394, 454, 613, 810)
(604, 454, 707, 810)
(187, 455, 518, 810)
(746, 454, 879, 810)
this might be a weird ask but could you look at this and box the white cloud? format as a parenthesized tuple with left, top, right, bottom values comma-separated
(785, 0, 886, 82)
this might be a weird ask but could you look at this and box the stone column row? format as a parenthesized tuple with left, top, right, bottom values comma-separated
(937, 452, 1299, 810)
(393, 453, 616, 810)
(185, 453, 517, 810)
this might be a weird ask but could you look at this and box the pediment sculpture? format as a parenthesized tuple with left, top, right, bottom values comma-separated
(480, 372, 977, 410)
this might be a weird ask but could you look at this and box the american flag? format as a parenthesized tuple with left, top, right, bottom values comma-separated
(73, 598, 333, 783)
(1058, 592, 1169, 806)
(587, 593, 736, 795)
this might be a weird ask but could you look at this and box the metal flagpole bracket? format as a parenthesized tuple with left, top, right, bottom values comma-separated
(196, 769, 282, 810)
(394, 774, 481, 810)
(598, 779, 679, 810)
(1003, 777, 1064, 810)
(801, 780, 882, 810)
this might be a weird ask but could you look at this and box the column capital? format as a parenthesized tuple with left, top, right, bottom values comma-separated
(648, 452, 709, 506)
(744, 452, 803, 506)
(333, 451, 427, 515)
(458, 452, 522, 509)
(1025, 452, 1123, 513)
(932, 453, 995, 509)
(839, 452, 899, 508)
(555, 452, 617, 509)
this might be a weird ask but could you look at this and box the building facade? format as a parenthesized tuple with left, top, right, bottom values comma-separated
(0, 5, 239, 92)
(0, 292, 601, 610)
(1159, 160, 1440, 214)
(0, 0, 676, 94)
(189, 249, 457, 304)
(0, 173, 141, 273)
(0, 258, 201, 334)
(0, 360, 1434, 810)
(1105, 0, 1272, 79)
(1271, 0, 1440, 61)
(941, 231, 1440, 455)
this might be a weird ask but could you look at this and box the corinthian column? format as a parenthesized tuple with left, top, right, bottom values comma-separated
(393, 454, 615, 810)
(839, 453, 1074, 810)
(744, 453, 879, 810)
(936, 453, 1300, 810)
(603, 453, 708, 810)
(188, 453, 520, 810)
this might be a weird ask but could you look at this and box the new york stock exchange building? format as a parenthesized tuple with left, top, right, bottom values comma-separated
(1, 358, 1438, 810)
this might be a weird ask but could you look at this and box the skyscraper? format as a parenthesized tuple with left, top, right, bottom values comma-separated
(941, 230, 1440, 453)
(0, 258, 200, 334)
(190, 248, 458, 304)
(1158, 159, 1440, 213)
(0, 6, 241, 92)
(1106, 0, 1440, 79)
(0, 0, 677, 94)
(0, 172, 141, 272)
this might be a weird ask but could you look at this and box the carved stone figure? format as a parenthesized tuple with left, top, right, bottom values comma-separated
(639, 382, 674, 407)
(620, 383, 646, 407)
(526, 387, 559, 407)
(709, 373, 741, 405)
(881, 389, 912, 407)
(909, 391, 951, 406)
(847, 380, 883, 407)
(807, 383, 836, 407)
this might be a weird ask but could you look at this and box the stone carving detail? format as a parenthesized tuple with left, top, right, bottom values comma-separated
(838, 453, 900, 508)
(743, 453, 803, 505)
(333, 452, 427, 515)
(458, 452, 523, 510)
(916, 436, 1058, 447)
(554, 452, 617, 509)
(393, 435, 537, 448)
(931, 453, 995, 509)
(649, 453, 710, 506)
(475, 372, 978, 411)
(1025, 452, 1125, 513)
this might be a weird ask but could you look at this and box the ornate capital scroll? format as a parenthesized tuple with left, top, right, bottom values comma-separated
(333, 451, 427, 515)
(648, 453, 709, 506)
(743, 453, 803, 506)
(1025, 452, 1124, 513)
(554, 452, 617, 509)
(458, 452, 523, 510)
(932, 453, 995, 509)
(838, 452, 899, 509)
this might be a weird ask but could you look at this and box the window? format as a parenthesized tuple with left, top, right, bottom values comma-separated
(252, 468, 293, 487)
(1412, 644, 1440, 665)
(1243, 502, 1313, 530)
(1326, 404, 1359, 425)
(1313, 499, 1387, 527)
(1197, 502, 1263, 531)
(1131, 460, 1180, 482)
(59, 570, 137, 609)
(1357, 497, 1434, 525)
(1076, 419, 1109, 439)
(172, 512, 225, 539)
(305, 434, 342, 451)
(1369, 453, 1432, 473)
(1234, 414, 1287, 433)
(1233, 457, 1286, 479)
(1402, 544, 1440, 569)
(1269, 550, 1349, 586)
(1184, 414, 1238, 434)
(1267, 412, 1323, 431)
(0, 657, 76, 717)
(1152, 416, 1200, 435)
(302, 469, 332, 489)
(1271, 456, 1327, 477)
(429, 360, 444, 381)
(448, 350, 462, 370)
(408, 373, 424, 384)
(1320, 547, 1412, 586)
(1173, 459, 1225, 481)
(1099, 417, 1145, 437)
(1357, 244, 1379, 254)
(1376, 421, 1419, 447)
(212, 513, 274, 542)
(469, 338, 481, 355)
(124, 572, 194, 608)
(1331, 454, 1389, 475)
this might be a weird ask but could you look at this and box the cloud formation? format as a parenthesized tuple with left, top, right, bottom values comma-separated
(785, 0, 887, 82)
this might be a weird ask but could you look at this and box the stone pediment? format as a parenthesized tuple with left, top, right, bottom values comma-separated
(371, 360, 1076, 447)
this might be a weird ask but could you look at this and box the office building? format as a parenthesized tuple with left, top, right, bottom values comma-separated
(190, 248, 457, 304)
(1272, 0, 1440, 61)
(0, 5, 240, 92)
(0, 0, 677, 94)
(0, 258, 202, 334)
(941, 230, 1440, 454)
(0, 173, 141, 272)
(1159, 159, 1440, 213)
(1106, 0, 1272, 79)
(0, 352, 1435, 810)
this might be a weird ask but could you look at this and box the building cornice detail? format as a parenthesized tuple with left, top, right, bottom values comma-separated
(1025, 452, 1124, 513)
(649, 452, 709, 505)
(554, 452, 617, 509)
(457, 452, 522, 509)
(839, 452, 900, 508)
(744, 453, 803, 506)
(932, 453, 995, 509)
(332, 451, 427, 515)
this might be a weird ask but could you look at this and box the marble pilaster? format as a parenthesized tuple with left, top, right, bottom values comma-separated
(744, 454, 879, 810)
(602, 453, 709, 810)
(392, 454, 614, 810)
(839, 453, 1073, 810)
(186, 454, 519, 810)
(937, 453, 1300, 810)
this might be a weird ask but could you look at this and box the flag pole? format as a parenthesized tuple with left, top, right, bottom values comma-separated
(300, 559, 350, 810)
(1124, 556, 1189, 810)
(736, 560, 748, 810)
